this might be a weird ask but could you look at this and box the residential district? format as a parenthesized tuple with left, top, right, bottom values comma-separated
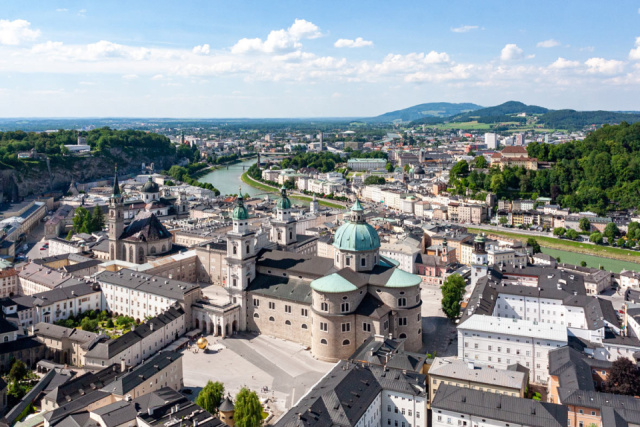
(2, 124, 640, 427)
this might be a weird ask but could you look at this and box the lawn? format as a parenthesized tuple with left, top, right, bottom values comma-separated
(241, 172, 346, 210)
(434, 121, 492, 130)
(467, 227, 640, 264)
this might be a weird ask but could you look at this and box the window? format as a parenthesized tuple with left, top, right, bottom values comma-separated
(269, 316, 275, 322)
(341, 302, 350, 312)
(342, 339, 350, 346)
(253, 313, 259, 318)
(398, 318, 407, 326)
(301, 324, 308, 329)
(346, 258, 351, 266)
(384, 320, 389, 330)
(269, 302, 275, 310)
(363, 323, 371, 332)
(301, 308, 308, 316)
(361, 258, 366, 267)
(320, 339, 327, 345)
(320, 302, 328, 312)
(285, 320, 291, 326)
(285, 305, 292, 313)
(320, 322, 328, 332)
(253, 298, 260, 307)
(341, 323, 351, 332)
(398, 297, 407, 307)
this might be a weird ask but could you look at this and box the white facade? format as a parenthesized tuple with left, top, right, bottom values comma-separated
(382, 390, 427, 427)
(484, 133, 497, 150)
(458, 315, 567, 384)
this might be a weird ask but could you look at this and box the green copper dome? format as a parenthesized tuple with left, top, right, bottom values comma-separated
(232, 195, 249, 220)
(276, 186, 291, 210)
(141, 176, 160, 193)
(333, 199, 380, 252)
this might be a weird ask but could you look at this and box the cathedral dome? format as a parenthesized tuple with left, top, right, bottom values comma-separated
(332, 200, 380, 252)
(232, 195, 249, 220)
(141, 177, 160, 193)
(276, 187, 292, 210)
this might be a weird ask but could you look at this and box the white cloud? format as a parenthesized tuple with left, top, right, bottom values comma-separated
(526, 54, 536, 59)
(451, 25, 479, 33)
(585, 57, 625, 74)
(151, 74, 164, 80)
(500, 44, 523, 61)
(0, 19, 40, 45)
(231, 19, 321, 54)
(78, 9, 87, 17)
(537, 39, 560, 48)
(334, 37, 373, 48)
(122, 74, 139, 80)
(629, 37, 640, 60)
(549, 57, 580, 69)
(56, 8, 68, 12)
(405, 64, 473, 83)
(193, 44, 210, 55)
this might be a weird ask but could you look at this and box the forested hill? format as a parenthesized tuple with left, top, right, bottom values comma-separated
(367, 102, 482, 123)
(451, 122, 640, 214)
(0, 128, 177, 198)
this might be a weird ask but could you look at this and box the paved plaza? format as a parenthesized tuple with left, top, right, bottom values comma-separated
(180, 332, 335, 418)
(420, 281, 458, 357)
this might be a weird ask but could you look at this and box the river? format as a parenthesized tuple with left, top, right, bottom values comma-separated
(198, 159, 264, 197)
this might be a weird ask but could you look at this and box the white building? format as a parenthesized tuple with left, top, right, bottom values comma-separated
(484, 133, 497, 150)
(457, 314, 567, 384)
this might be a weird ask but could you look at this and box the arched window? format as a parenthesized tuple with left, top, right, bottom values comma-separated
(138, 247, 144, 263)
(3, 336, 7, 343)
(278, 231, 282, 240)
(161, 245, 166, 252)
(398, 298, 407, 307)
(233, 246, 237, 255)
(320, 302, 328, 312)
(301, 324, 308, 329)
(342, 339, 350, 346)
(399, 333, 407, 339)
(320, 339, 327, 345)
(253, 313, 260, 318)
(150, 246, 157, 254)
(269, 316, 275, 322)
(285, 320, 291, 326)
(246, 244, 250, 254)
(128, 246, 134, 263)
(289, 231, 293, 239)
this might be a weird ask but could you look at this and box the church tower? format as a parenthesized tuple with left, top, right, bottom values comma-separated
(310, 194, 319, 215)
(226, 192, 256, 331)
(270, 187, 297, 250)
(108, 167, 125, 261)
(470, 233, 489, 288)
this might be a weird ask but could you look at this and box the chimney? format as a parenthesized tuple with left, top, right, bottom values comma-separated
(120, 359, 126, 372)
(150, 322, 154, 331)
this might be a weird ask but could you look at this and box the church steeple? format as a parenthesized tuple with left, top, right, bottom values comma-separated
(112, 166, 121, 197)
(108, 166, 125, 261)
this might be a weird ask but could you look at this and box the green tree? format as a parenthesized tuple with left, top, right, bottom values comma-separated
(234, 387, 263, 427)
(580, 261, 587, 267)
(566, 229, 579, 240)
(450, 160, 469, 181)
(364, 176, 386, 185)
(603, 222, 620, 242)
(553, 227, 566, 237)
(440, 274, 466, 320)
(499, 216, 508, 226)
(617, 238, 626, 247)
(385, 162, 394, 173)
(90, 206, 105, 233)
(283, 178, 295, 190)
(527, 238, 541, 254)
(72, 206, 92, 234)
(9, 360, 27, 383)
(579, 217, 591, 232)
(474, 156, 488, 169)
(490, 174, 506, 196)
(589, 232, 604, 244)
(196, 381, 225, 415)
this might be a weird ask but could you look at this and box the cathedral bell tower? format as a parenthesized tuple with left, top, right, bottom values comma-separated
(270, 186, 297, 250)
(108, 167, 125, 261)
(226, 191, 256, 331)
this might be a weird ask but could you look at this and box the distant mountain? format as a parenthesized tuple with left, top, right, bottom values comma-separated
(463, 100, 548, 117)
(539, 110, 640, 129)
(366, 102, 483, 123)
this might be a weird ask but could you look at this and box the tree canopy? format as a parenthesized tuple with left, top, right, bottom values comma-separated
(196, 381, 225, 415)
(441, 274, 466, 320)
(234, 387, 263, 427)
(364, 176, 386, 185)
(607, 358, 640, 396)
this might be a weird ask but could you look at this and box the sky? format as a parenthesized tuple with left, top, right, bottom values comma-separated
(1, 1, 640, 118)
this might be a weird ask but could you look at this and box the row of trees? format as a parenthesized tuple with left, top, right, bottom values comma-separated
(70, 206, 105, 236)
(196, 381, 263, 427)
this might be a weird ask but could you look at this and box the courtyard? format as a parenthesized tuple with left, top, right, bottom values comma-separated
(180, 332, 335, 419)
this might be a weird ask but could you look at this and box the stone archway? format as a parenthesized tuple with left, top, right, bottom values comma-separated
(209, 322, 214, 335)
(217, 325, 222, 336)
(232, 320, 238, 333)
(195, 318, 200, 330)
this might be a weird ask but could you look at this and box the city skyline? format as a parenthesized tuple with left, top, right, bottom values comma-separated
(2, 0, 640, 117)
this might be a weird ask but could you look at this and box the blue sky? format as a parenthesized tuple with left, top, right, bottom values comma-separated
(1, 1, 640, 117)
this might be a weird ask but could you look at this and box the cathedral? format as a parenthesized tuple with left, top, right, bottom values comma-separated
(217, 189, 424, 362)
(108, 170, 174, 264)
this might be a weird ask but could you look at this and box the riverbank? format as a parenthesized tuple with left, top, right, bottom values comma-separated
(467, 227, 640, 264)
(241, 172, 346, 210)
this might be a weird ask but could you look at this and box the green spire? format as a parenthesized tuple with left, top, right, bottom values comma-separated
(351, 199, 364, 212)
(112, 166, 121, 197)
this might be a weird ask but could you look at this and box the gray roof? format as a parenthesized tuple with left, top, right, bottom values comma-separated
(34, 322, 98, 343)
(548, 346, 598, 392)
(247, 274, 312, 304)
(44, 363, 123, 406)
(429, 357, 526, 390)
(102, 351, 182, 395)
(431, 384, 568, 427)
(256, 249, 335, 279)
(276, 360, 425, 427)
(11, 283, 100, 309)
(137, 387, 225, 427)
(91, 401, 138, 427)
(95, 269, 199, 301)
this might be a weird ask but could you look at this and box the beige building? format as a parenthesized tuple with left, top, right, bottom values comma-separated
(0, 268, 18, 298)
(428, 356, 527, 407)
(33, 322, 98, 366)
